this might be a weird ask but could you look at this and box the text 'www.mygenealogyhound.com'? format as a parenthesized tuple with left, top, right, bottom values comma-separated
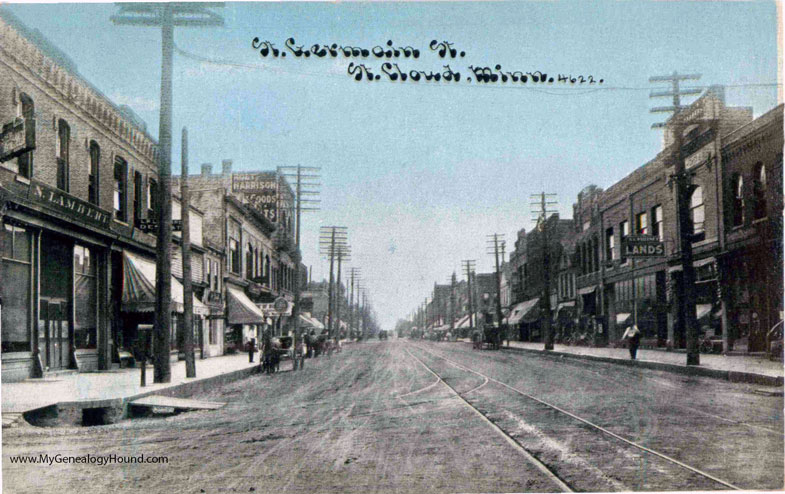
(8, 454, 169, 466)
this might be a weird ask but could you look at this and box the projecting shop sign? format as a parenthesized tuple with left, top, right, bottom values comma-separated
(622, 235, 665, 258)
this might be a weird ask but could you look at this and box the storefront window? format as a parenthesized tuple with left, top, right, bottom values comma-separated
(1, 224, 32, 352)
(74, 244, 97, 349)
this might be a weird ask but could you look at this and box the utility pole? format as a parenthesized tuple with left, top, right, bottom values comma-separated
(319, 226, 348, 339)
(180, 127, 195, 378)
(487, 234, 506, 347)
(650, 72, 703, 365)
(450, 272, 456, 332)
(334, 245, 350, 344)
(462, 260, 476, 332)
(349, 268, 361, 339)
(278, 165, 320, 370)
(531, 192, 558, 351)
(111, 3, 224, 383)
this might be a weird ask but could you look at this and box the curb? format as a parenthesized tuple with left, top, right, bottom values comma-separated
(23, 364, 261, 427)
(500, 345, 784, 387)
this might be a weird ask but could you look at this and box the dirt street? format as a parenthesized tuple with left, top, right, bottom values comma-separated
(3, 339, 782, 493)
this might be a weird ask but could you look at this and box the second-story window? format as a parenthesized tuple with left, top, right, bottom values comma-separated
(635, 212, 647, 235)
(651, 205, 663, 241)
(148, 178, 158, 220)
(246, 243, 253, 280)
(732, 174, 744, 227)
(620, 220, 629, 263)
(16, 93, 34, 179)
(205, 257, 211, 288)
(56, 119, 70, 191)
(605, 227, 615, 261)
(88, 141, 100, 205)
(229, 238, 240, 274)
(753, 163, 767, 220)
(690, 186, 705, 235)
(113, 157, 127, 222)
(133, 171, 142, 226)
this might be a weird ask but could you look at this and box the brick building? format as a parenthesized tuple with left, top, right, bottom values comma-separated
(174, 162, 300, 348)
(0, 11, 209, 381)
(567, 87, 781, 352)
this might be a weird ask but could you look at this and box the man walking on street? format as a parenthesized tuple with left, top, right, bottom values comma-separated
(623, 325, 641, 360)
(248, 337, 257, 363)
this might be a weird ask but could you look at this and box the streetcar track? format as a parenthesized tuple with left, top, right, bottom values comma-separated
(404, 347, 574, 493)
(411, 342, 743, 491)
(397, 377, 441, 398)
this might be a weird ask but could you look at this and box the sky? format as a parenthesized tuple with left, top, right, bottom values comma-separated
(3, 1, 780, 329)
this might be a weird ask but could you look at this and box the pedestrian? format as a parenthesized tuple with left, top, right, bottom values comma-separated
(622, 325, 641, 360)
(247, 337, 256, 363)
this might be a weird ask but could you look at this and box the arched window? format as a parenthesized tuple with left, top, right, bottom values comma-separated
(753, 163, 767, 220)
(246, 243, 253, 280)
(732, 174, 744, 227)
(16, 93, 34, 178)
(57, 119, 70, 191)
(690, 185, 705, 235)
(88, 141, 100, 205)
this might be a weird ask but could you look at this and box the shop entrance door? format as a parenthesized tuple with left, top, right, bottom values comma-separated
(39, 298, 69, 371)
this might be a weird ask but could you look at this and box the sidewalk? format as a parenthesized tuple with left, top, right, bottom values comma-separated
(507, 340, 784, 386)
(1, 354, 263, 415)
(457, 339, 783, 386)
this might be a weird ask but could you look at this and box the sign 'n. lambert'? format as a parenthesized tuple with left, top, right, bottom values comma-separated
(29, 181, 111, 228)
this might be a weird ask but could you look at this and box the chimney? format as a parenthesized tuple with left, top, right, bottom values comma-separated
(222, 159, 232, 176)
(201, 163, 212, 176)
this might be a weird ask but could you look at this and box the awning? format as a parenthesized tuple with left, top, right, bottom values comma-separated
(122, 251, 208, 316)
(669, 257, 716, 272)
(696, 304, 713, 321)
(616, 313, 632, 326)
(507, 298, 540, 325)
(226, 286, 265, 325)
(456, 314, 473, 328)
(578, 286, 597, 296)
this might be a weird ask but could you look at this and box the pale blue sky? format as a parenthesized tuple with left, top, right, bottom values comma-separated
(4, 1, 779, 328)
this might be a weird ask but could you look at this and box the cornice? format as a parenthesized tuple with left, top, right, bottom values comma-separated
(0, 16, 159, 165)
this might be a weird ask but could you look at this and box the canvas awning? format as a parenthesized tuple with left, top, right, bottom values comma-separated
(696, 304, 713, 321)
(122, 251, 208, 315)
(507, 298, 540, 325)
(456, 314, 472, 328)
(578, 286, 597, 296)
(616, 313, 632, 326)
(226, 286, 265, 325)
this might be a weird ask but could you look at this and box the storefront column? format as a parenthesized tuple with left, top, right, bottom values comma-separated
(97, 248, 110, 370)
(32, 229, 43, 377)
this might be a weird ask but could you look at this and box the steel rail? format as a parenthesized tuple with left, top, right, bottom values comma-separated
(404, 348, 574, 493)
(412, 343, 743, 491)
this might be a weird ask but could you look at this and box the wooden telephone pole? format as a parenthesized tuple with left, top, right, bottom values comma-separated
(278, 165, 320, 370)
(487, 234, 506, 347)
(531, 193, 558, 351)
(462, 260, 476, 331)
(111, 3, 224, 383)
(650, 72, 704, 366)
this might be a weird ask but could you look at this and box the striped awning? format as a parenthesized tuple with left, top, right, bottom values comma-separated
(506, 298, 540, 325)
(122, 251, 208, 315)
